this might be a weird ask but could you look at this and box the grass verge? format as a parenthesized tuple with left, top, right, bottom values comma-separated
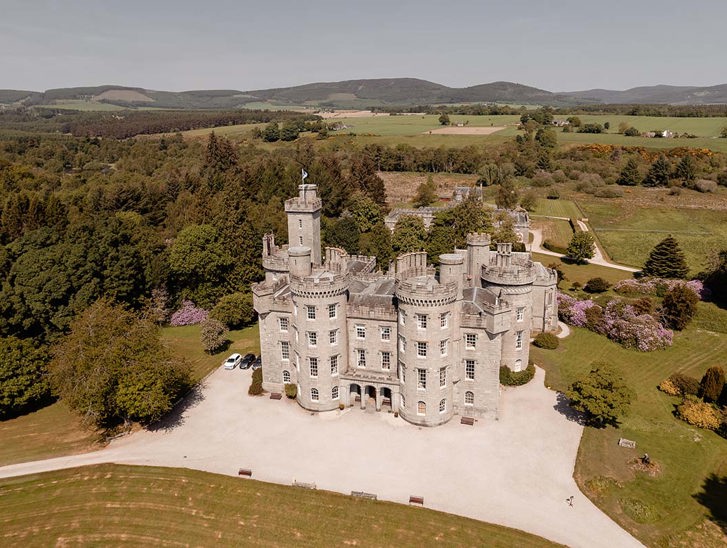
(531, 304, 727, 547)
(0, 464, 562, 547)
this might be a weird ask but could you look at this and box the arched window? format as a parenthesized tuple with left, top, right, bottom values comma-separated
(439, 398, 446, 413)
(465, 391, 474, 405)
(417, 401, 426, 415)
(311, 388, 319, 401)
(332, 386, 339, 400)
(514, 359, 523, 372)
(283, 370, 291, 383)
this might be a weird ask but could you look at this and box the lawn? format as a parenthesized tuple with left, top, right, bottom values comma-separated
(0, 464, 561, 547)
(578, 201, 727, 274)
(0, 324, 261, 467)
(161, 323, 260, 381)
(530, 198, 583, 219)
(534, 219, 573, 250)
(0, 402, 98, 467)
(531, 252, 633, 286)
(531, 303, 727, 547)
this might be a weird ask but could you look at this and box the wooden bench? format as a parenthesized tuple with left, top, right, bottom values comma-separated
(409, 495, 424, 505)
(460, 416, 475, 426)
(238, 468, 252, 477)
(270, 392, 282, 400)
(351, 491, 377, 500)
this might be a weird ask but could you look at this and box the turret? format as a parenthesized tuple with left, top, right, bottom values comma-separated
(289, 246, 312, 278)
(439, 253, 465, 300)
(466, 233, 491, 286)
(285, 184, 322, 265)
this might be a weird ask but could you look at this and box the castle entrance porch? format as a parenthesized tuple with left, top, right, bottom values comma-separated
(364, 385, 378, 411)
(380, 387, 393, 411)
(348, 384, 362, 408)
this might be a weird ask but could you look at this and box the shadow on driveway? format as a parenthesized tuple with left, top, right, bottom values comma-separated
(148, 386, 205, 433)
(553, 392, 587, 425)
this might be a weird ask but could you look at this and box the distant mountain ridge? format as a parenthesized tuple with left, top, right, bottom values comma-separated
(2, 79, 727, 109)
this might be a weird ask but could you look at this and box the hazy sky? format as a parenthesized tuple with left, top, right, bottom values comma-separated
(2, 0, 726, 92)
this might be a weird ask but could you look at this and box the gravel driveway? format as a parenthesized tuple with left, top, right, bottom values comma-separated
(0, 366, 642, 548)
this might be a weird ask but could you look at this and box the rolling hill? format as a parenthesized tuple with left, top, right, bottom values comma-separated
(1, 79, 726, 110)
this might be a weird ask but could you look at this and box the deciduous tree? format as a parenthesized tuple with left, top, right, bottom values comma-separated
(566, 231, 595, 264)
(566, 365, 634, 427)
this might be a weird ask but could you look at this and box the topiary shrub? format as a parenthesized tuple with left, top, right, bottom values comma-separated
(668, 373, 700, 396)
(584, 277, 611, 293)
(500, 364, 536, 386)
(248, 367, 263, 396)
(284, 383, 297, 399)
(699, 367, 725, 403)
(533, 332, 559, 349)
(676, 396, 721, 430)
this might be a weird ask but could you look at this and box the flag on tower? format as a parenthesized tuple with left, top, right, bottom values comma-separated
(301, 168, 308, 182)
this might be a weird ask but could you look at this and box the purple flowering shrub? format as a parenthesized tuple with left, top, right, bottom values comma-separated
(170, 300, 209, 326)
(613, 278, 709, 300)
(558, 292, 672, 351)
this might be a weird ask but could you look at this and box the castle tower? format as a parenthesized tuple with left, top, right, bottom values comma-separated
(481, 242, 536, 372)
(466, 233, 491, 287)
(289, 252, 349, 412)
(395, 255, 458, 426)
(285, 184, 322, 265)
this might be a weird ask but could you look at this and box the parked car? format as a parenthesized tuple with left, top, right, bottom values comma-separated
(251, 356, 262, 370)
(240, 353, 256, 370)
(223, 353, 243, 370)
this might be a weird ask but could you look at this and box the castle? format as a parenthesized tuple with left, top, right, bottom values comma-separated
(252, 184, 558, 426)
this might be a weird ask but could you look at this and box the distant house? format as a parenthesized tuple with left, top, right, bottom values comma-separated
(551, 119, 570, 127)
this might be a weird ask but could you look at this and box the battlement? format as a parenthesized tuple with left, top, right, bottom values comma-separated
(285, 184, 322, 213)
(481, 242, 536, 286)
(467, 233, 492, 246)
(396, 277, 457, 306)
(290, 271, 349, 298)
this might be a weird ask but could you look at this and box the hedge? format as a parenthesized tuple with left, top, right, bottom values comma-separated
(248, 367, 263, 396)
(500, 364, 536, 386)
(533, 332, 559, 349)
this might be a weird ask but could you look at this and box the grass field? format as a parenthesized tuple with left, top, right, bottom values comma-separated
(0, 464, 561, 547)
(0, 324, 260, 467)
(579, 201, 727, 274)
(531, 304, 727, 547)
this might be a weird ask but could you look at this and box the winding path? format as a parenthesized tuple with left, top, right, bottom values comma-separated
(0, 366, 642, 548)
(530, 222, 640, 273)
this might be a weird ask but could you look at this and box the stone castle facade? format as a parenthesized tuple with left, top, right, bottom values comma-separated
(252, 184, 558, 426)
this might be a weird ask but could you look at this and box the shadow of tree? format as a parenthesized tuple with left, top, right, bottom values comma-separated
(553, 392, 587, 425)
(147, 385, 205, 433)
(693, 473, 727, 535)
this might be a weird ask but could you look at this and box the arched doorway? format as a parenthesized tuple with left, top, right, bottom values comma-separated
(364, 385, 377, 410)
(380, 387, 392, 410)
(349, 384, 361, 407)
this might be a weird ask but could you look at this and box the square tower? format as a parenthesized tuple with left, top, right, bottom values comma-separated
(285, 184, 322, 265)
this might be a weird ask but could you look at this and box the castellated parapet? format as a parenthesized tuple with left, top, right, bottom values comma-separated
(253, 183, 559, 426)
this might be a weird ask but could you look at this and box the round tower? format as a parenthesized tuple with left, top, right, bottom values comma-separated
(290, 267, 349, 412)
(481, 243, 536, 372)
(466, 233, 491, 284)
(395, 276, 457, 426)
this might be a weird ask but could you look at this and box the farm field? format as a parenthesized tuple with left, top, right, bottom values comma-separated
(0, 324, 260, 467)
(0, 464, 560, 547)
(531, 303, 727, 547)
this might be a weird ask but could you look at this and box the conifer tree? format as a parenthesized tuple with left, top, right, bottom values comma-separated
(642, 155, 671, 187)
(642, 235, 689, 278)
(617, 157, 640, 186)
(674, 154, 697, 184)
